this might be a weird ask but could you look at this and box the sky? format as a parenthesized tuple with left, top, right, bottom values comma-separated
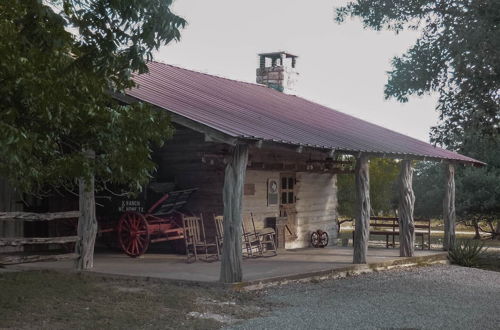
(155, 0, 439, 142)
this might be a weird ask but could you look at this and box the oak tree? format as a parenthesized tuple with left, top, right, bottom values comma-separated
(0, 0, 185, 268)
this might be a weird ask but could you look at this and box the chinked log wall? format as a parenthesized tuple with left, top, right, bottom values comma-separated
(155, 125, 228, 237)
(157, 125, 340, 247)
(292, 172, 338, 248)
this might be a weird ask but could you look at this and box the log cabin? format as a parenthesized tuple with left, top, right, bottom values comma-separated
(115, 52, 483, 282)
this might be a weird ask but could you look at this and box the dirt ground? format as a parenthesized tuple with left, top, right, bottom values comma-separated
(0, 270, 264, 329)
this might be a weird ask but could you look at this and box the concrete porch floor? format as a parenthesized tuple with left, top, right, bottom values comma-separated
(9, 247, 445, 284)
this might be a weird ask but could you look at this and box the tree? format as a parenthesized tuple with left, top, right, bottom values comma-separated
(413, 161, 444, 219)
(336, 0, 500, 148)
(0, 0, 185, 268)
(337, 158, 399, 218)
(369, 158, 400, 215)
(413, 135, 500, 239)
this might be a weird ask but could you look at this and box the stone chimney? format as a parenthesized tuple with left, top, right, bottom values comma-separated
(256, 51, 298, 92)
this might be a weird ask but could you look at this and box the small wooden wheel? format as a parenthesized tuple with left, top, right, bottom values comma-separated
(118, 212, 150, 257)
(318, 231, 329, 248)
(311, 230, 329, 248)
(311, 231, 320, 248)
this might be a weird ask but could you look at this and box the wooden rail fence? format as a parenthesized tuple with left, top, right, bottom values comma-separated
(0, 211, 80, 265)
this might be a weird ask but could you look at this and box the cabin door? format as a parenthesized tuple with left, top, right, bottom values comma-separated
(279, 173, 297, 238)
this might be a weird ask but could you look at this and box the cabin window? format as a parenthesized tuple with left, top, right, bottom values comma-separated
(280, 174, 295, 205)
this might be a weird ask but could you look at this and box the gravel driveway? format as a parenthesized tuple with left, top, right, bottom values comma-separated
(230, 265, 500, 330)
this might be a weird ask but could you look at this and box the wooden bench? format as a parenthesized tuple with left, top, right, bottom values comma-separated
(353, 217, 431, 250)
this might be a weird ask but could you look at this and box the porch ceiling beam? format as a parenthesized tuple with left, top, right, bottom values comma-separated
(248, 140, 476, 166)
(246, 162, 353, 174)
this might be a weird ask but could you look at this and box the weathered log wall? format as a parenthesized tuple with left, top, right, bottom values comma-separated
(157, 129, 341, 248)
(289, 172, 338, 248)
(242, 170, 338, 249)
(155, 125, 228, 221)
(242, 170, 280, 228)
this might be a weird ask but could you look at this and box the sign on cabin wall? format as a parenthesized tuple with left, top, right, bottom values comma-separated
(244, 184, 255, 196)
(267, 179, 278, 206)
(118, 199, 145, 213)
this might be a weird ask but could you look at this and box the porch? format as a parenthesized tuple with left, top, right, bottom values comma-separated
(9, 247, 445, 287)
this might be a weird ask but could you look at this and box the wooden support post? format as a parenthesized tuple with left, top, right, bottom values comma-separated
(75, 150, 98, 270)
(443, 163, 456, 251)
(353, 154, 370, 264)
(398, 160, 415, 257)
(220, 144, 249, 283)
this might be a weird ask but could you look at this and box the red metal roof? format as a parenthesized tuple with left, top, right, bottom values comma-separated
(125, 61, 482, 165)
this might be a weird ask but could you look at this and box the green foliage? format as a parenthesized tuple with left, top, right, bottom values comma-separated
(448, 239, 487, 267)
(369, 158, 399, 215)
(336, 0, 500, 148)
(337, 158, 399, 217)
(0, 0, 186, 193)
(413, 135, 500, 225)
(413, 161, 444, 218)
(337, 171, 355, 218)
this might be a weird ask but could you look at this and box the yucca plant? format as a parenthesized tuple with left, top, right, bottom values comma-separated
(448, 239, 487, 267)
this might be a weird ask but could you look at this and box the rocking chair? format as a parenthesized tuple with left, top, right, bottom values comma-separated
(182, 214, 219, 263)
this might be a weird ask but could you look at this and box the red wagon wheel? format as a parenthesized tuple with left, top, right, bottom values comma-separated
(117, 212, 150, 257)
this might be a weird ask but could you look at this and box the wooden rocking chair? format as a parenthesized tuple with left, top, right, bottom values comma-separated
(182, 214, 219, 263)
(251, 213, 277, 257)
(214, 215, 224, 251)
(213, 214, 263, 258)
(242, 216, 263, 258)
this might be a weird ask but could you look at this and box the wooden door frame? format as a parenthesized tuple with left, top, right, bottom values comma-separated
(279, 173, 297, 237)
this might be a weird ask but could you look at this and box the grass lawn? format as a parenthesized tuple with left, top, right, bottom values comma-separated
(0, 270, 263, 329)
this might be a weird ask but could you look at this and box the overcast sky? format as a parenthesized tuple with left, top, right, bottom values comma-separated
(155, 0, 439, 142)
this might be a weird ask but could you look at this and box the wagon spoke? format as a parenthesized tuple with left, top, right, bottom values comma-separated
(131, 240, 137, 256)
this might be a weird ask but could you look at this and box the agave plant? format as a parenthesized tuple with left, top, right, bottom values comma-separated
(448, 239, 487, 267)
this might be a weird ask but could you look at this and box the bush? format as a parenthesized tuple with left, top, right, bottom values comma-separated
(448, 239, 487, 267)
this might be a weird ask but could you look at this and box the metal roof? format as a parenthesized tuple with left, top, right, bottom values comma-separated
(125, 61, 483, 165)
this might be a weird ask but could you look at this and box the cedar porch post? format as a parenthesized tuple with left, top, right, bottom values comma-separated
(353, 154, 370, 264)
(443, 163, 456, 251)
(220, 144, 249, 283)
(75, 150, 98, 270)
(398, 160, 415, 257)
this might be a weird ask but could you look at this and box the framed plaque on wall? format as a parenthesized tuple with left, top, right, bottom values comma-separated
(267, 179, 278, 206)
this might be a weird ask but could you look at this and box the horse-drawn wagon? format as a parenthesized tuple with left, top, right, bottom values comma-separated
(59, 184, 197, 257)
